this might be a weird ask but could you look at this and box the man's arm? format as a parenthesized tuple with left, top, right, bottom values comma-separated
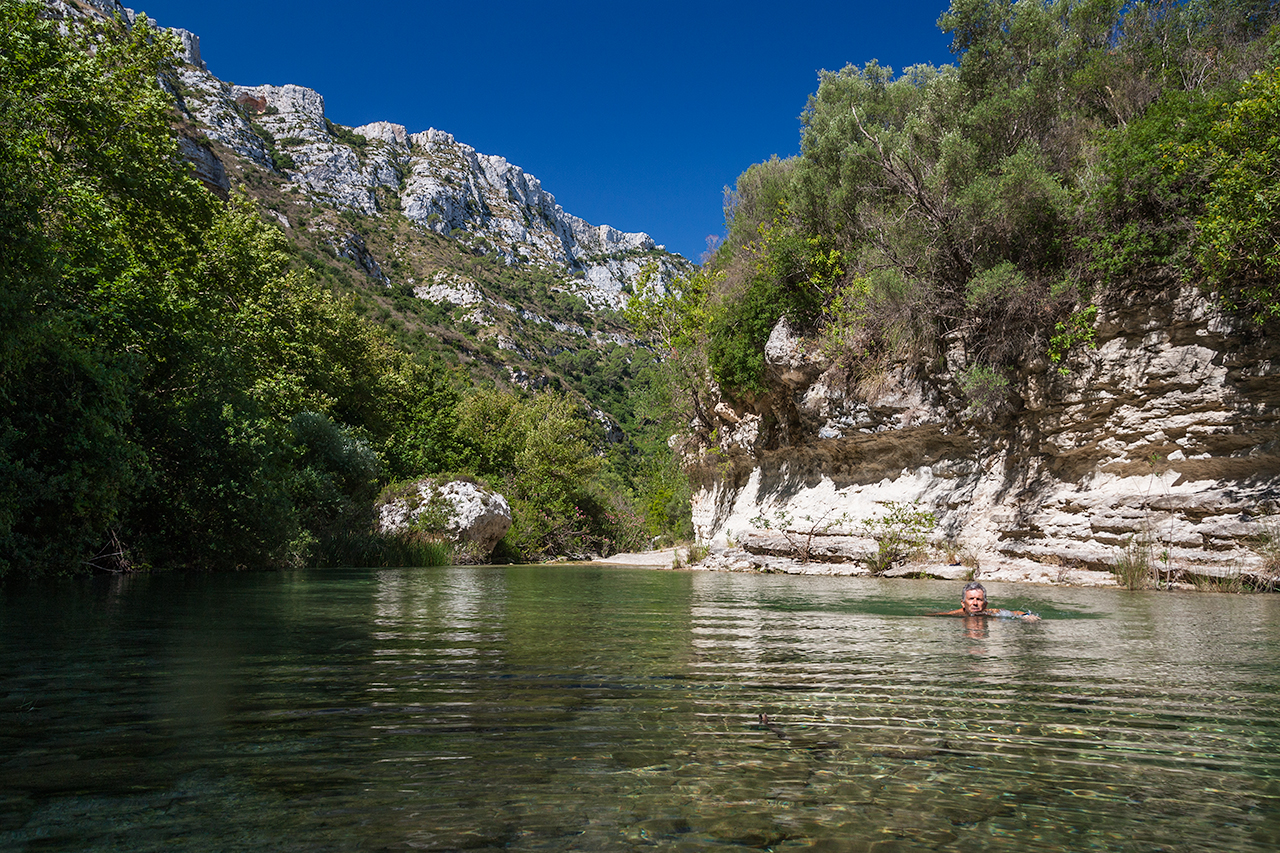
(1004, 610, 1041, 622)
(982, 608, 1043, 621)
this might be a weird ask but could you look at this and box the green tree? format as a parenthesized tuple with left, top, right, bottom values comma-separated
(1184, 62, 1280, 320)
(1079, 89, 1226, 278)
(0, 2, 450, 574)
(625, 265, 718, 433)
(451, 388, 617, 560)
(0, 1, 180, 573)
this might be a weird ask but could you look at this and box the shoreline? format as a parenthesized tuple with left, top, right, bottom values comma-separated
(592, 547, 688, 568)
(593, 546, 1119, 586)
(592, 547, 1267, 590)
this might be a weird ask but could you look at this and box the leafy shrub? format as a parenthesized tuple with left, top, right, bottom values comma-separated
(705, 219, 835, 397)
(965, 262, 1030, 309)
(723, 155, 797, 252)
(445, 389, 645, 561)
(1081, 91, 1222, 278)
(1047, 306, 1098, 373)
(1181, 64, 1280, 322)
(860, 501, 936, 575)
(325, 118, 369, 156)
(285, 411, 381, 547)
(957, 364, 1011, 414)
(706, 276, 786, 395)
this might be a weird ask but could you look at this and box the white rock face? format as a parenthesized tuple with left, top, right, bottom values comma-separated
(174, 70, 273, 169)
(690, 284, 1280, 581)
(355, 121, 409, 149)
(45, 0, 133, 23)
(48, 1, 689, 307)
(765, 316, 826, 389)
(171, 28, 205, 71)
(394, 129, 682, 305)
(414, 271, 485, 306)
(377, 479, 512, 558)
(436, 481, 513, 553)
(163, 48, 687, 305)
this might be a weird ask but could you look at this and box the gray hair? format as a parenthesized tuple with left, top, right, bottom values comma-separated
(961, 581, 986, 600)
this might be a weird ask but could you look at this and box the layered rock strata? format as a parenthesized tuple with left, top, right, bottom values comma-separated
(690, 284, 1280, 585)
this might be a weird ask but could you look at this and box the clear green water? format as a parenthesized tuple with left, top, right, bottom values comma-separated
(2, 565, 1279, 852)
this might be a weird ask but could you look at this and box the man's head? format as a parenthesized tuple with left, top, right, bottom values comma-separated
(961, 581, 987, 614)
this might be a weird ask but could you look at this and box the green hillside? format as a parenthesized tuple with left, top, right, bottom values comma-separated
(0, 0, 690, 576)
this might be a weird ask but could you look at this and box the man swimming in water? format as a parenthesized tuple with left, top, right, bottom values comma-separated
(931, 581, 1041, 622)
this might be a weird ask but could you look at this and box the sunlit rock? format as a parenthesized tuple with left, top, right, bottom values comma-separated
(377, 479, 512, 561)
(689, 282, 1280, 582)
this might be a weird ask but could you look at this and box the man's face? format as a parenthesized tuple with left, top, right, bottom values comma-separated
(962, 589, 987, 614)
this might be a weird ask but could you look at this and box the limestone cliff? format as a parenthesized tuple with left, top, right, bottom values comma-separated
(52, 0, 686, 312)
(173, 71, 683, 310)
(690, 281, 1280, 584)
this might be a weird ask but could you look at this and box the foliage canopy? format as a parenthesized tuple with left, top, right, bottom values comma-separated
(0, 1, 653, 575)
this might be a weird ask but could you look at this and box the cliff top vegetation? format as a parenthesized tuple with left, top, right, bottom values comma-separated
(634, 0, 1280, 425)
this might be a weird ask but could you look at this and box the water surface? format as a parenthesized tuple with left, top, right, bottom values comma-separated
(2, 566, 1278, 851)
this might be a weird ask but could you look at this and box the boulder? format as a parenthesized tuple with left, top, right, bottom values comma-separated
(764, 316, 827, 388)
(377, 479, 512, 560)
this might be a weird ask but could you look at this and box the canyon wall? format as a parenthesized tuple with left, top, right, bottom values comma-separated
(689, 281, 1280, 581)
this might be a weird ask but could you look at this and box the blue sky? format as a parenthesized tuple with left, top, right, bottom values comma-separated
(136, 1, 955, 261)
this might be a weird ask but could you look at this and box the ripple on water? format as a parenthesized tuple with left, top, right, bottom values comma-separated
(2, 566, 1279, 851)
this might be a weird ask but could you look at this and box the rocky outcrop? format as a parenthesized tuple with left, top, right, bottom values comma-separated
(171, 70, 685, 309)
(377, 479, 512, 561)
(690, 282, 1280, 584)
(44, 0, 135, 25)
(51, 0, 688, 309)
(177, 136, 229, 198)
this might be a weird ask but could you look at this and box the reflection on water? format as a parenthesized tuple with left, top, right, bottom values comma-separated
(2, 567, 1279, 851)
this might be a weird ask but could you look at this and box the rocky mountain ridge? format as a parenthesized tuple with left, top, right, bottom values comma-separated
(177, 75, 677, 309)
(52, 0, 682, 299)
(50, 0, 690, 430)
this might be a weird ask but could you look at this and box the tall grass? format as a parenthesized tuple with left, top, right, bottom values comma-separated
(1191, 567, 1248, 594)
(1247, 522, 1280, 592)
(1112, 535, 1154, 590)
(315, 531, 452, 568)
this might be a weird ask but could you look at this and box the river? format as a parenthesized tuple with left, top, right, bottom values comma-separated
(2, 565, 1278, 851)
